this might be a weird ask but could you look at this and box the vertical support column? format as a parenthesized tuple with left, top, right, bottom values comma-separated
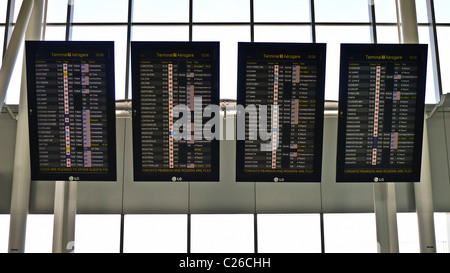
(396, 0, 436, 253)
(373, 182, 399, 253)
(8, 0, 43, 253)
(52, 0, 78, 250)
(371, 4, 399, 250)
(52, 180, 77, 253)
(416, 117, 436, 252)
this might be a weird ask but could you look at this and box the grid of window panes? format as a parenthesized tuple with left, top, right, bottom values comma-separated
(1, 0, 450, 253)
(1, 0, 449, 103)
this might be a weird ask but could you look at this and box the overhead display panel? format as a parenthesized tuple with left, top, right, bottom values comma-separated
(131, 42, 220, 182)
(236, 42, 326, 182)
(26, 41, 117, 181)
(336, 43, 428, 182)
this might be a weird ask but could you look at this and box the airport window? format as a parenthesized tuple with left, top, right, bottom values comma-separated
(190, 214, 254, 253)
(123, 214, 188, 253)
(45, 0, 67, 23)
(74, 214, 121, 253)
(72, 0, 128, 23)
(0, 215, 9, 253)
(436, 27, 450, 94)
(323, 213, 378, 253)
(133, 0, 189, 23)
(257, 214, 322, 253)
(1, 0, 446, 103)
(397, 213, 420, 253)
(0, 26, 4, 58)
(315, 0, 369, 22)
(0, 0, 6, 23)
(433, 0, 450, 23)
(193, 0, 249, 22)
(253, 0, 310, 22)
(24, 214, 53, 253)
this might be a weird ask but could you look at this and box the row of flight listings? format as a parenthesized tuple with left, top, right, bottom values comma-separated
(25, 41, 428, 183)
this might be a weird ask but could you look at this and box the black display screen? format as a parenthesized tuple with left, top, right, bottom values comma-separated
(336, 43, 428, 182)
(236, 42, 326, 182)
(131, 42, 220, 182)
(26, 41, 117, 181)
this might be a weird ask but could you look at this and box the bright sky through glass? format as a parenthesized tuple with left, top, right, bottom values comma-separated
(0, 0, 445, 103)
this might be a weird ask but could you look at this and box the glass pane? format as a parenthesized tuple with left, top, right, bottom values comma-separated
(397, 213, 420, 253)
(316, 26, 371, 101)
(191, 214, 254, 253)
(193, 0, 250, 22)
(376, 25, 399, 43)
(254, 25, 311, 42)
(4, 41, 23, 104)
(0, 0, 7, 23)
(418, 26, 437, 103)
(324, 213, 377, 253)
(25, 214, 53, 253)
(415, 0, 428, 24)
(44, 26, 66, 41)
(315, 0, 369, 22)
(133, 0, 189, 23)
(437, 27, 450, 94)
(74, 214, 121, 253)
(375, 0, 397, 23)
(132, 26, 189, 41)
(434, 212, 450, 253)
(73, 0, 128, 23)
(0, 27, 4, 61)
(193, 26, 250, 100)
(124, 214, 187, 253)
(46, 0, 67, 23)
(254, 0, 310, 22)
(0, 215, 9, 253)
(13, 0, 23, 22)
(258, 214, 321, 253)
(72, 26, 128, 100)
(434, 0, 450, 23)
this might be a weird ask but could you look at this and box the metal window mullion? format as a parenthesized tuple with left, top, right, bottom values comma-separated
(310, 0, 316, 43)
(369, 0, 377, 44)
(189, 0, 193, 41)
(124, 0, 133, 100)
(426, 0, 443, 101)
(250, 0, 254, 42)
(2, 0, 16, 59)
(65, 0, 74, 41)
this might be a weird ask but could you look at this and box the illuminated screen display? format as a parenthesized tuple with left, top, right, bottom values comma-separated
(336, 43, 428, 182)
(26, 41, 116, 181)
(131, 42, 220, 182)
(236, 42, 326, 182)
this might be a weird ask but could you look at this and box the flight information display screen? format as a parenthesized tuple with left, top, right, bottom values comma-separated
(336, 44, 428, 182)
(26, 41, 116, 181)
(236, 42, 326, 182)
(131, 42, 220, 182)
